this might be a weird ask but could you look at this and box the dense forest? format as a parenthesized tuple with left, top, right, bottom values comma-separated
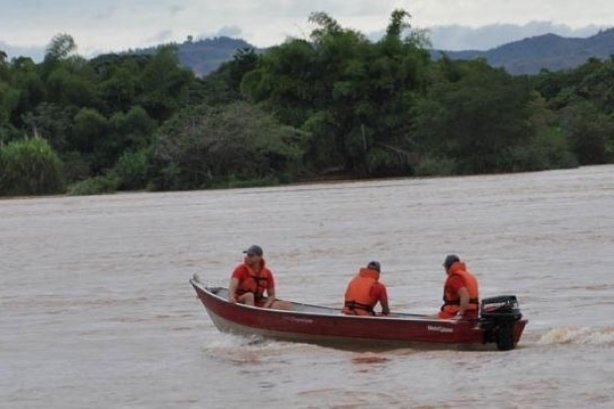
(1, 10, 613, 196)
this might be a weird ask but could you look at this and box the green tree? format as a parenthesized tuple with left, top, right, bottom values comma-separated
(96, 106, 156, 172)
(41, 33, 78, 82)
(137, 45, 194, 121)
(242, 9, 429, 176)
(110, 149, 149, 190)
(150, 101, 306, 190)
(46, 65, 96, 107)
(242, 38, 317, 127)
(0, 136, 65, 196)
(228, 47, 259, 90)
(90, 54, 148, 114)
(22, 103, 77, 151)
(11, 67, 45, 128)
(45, 33, 77, 61)
(0, 50, 9, 81)
(110, 105, 156, 150)
(71, 108, 109, 172)
(560, 100, 614, 164)
(413, 59, 535, 174)
(0, 82, 20, 140)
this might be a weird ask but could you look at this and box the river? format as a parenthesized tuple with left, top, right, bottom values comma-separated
(1, 165, 613, 408)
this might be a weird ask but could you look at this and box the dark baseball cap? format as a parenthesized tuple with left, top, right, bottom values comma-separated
(443, 254, 460, 269)
(243, 245, 263, 257)
(367, 260, 381, 272)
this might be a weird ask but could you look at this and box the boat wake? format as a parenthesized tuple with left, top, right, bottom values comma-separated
(537, 327, 614, 346)
(202, 333, 325, 363)
(204, 333, 281, 351)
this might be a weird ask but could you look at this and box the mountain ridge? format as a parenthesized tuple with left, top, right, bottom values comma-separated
(165, 29, 614, 76)
(433, 28, 614, 74)
(132, 36, 259, 76)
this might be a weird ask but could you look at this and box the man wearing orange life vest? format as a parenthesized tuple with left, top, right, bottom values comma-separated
(342, 261, 390, 316)
(438, 254, 480, 320)
(228, 245, 291, 310)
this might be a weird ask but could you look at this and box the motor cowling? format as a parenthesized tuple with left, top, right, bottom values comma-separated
(480, 295, 523, 351)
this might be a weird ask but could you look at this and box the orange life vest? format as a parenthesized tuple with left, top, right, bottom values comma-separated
(343, 268, 380, 315)
(235, 262, 272, 300)
(440, 261, 479, 316)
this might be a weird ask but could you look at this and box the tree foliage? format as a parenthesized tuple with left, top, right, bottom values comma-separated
(242, 10, 429, 176)
(1, 10, 614, 197)
(45, 33, 77, 61)
(0, 137, 65, 195)
(413, 60, 536, 173)
(149, 101, 306, 190)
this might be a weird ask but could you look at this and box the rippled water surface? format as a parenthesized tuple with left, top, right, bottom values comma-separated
(2, 166, 614, 408)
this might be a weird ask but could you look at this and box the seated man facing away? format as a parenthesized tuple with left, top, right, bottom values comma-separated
(342, 261, 390, 316)
(438, 254, 480, 320)
(228, 245, 291, 310)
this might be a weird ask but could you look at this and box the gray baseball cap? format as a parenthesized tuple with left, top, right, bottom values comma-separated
(243, 245, 263, 257)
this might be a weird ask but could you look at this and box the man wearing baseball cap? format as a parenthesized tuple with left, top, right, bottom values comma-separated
(228, 245, 291, 310)
(342, 260, 390, 316)
(438, 254, 480, 319)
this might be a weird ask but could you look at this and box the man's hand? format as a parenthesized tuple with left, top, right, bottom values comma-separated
(452, 311, 464, 320)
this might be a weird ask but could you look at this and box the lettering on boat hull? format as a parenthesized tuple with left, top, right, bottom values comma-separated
(427, 325, 453, 333)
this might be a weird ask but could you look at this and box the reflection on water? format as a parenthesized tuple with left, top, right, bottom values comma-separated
(1, 165, 614, 408)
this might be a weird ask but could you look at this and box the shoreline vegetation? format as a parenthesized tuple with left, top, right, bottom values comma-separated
(2, 164, 608, 202)
(1, 9, 613, 197)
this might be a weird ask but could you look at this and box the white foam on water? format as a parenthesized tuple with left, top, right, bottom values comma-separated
(202, 332, 324, 356)
(537, 327, 614, 346)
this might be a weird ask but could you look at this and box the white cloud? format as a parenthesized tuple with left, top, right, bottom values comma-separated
(146, 30, 176, 45)
(409, 0, 614, 28)
(426, 21, 606, 51)
(214, 26, 244, 38)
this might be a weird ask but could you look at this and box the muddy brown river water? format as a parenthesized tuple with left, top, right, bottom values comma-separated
(1, 165, 613, 408)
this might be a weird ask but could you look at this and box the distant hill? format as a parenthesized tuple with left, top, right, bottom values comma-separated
(136, 29, 614, 77)
(433, 28, 614, 74)
(135, 36, 259, 76)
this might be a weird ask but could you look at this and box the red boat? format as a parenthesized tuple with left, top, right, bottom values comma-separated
(190, 275, 527, 351)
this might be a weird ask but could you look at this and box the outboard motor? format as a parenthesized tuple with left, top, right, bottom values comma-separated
(480, 295, 523, 351)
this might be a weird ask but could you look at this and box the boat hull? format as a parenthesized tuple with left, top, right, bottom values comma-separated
(190, 279, 527, 350)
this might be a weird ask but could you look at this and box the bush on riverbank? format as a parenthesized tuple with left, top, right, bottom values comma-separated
(111, 149, 149, 190)
(0, 137, 65, 196)
(67, 174, 119, 195)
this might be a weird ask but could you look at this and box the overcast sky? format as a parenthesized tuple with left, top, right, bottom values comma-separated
(1, 0, 613, 58)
